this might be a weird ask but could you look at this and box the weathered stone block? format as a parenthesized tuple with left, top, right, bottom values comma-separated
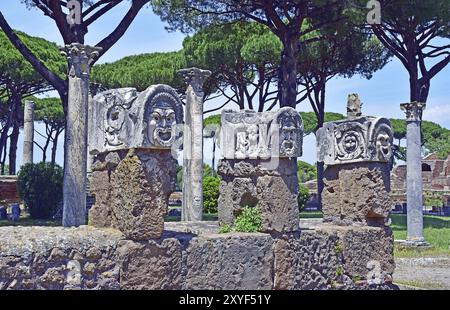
(322, 162, 392, 226)
(0, 226, 122, 290)
(218, 158, 299, 232)
(117, 238, 183, 290)
(273, 231, 341, 290)
(184, 233, 274, 290)
(111, 149, 176, 240)
(88, 170, 114, 228)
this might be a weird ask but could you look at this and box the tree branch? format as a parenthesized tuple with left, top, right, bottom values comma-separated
(0, 11, 66, 94)
(94, 0, 148, 63)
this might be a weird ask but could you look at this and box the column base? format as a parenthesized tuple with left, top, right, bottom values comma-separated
(395, 239, 432, 249)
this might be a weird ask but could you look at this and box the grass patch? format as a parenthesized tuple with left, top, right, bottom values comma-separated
(0, 216, 60, 227)
(299, 211, 323, 219)
(395, 279, 445, 290)
(164, 213, 218, 222)
(391, 214, 450, 258)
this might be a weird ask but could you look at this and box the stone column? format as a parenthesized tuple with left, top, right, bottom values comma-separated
(61, 43, 101, 227)
(179, 68, 211, 221)
(400, 102, 427, 244)
(22, 100, 35, 165)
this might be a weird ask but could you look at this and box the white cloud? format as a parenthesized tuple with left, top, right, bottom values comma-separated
(423, 104, 450, 128)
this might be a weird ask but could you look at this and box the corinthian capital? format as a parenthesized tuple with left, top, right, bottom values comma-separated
(400, 102, 426, 122)
(61, 43, 102, 78)
(179, 67, 212, 94)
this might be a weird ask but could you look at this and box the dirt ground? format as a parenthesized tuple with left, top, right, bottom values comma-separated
(394, 256, 450, 289)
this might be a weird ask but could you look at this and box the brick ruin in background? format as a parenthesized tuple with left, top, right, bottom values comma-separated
(217, 107, 303, 232)
(317, 94, 394, 226)
(391, 153, 450, 208)
(87, 84, 183, 240)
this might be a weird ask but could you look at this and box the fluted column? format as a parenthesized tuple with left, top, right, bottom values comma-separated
(179, 68, 211, 221)
(400, 102, 427, 244)
(61, 43, 101, 227)
(22, 100, 35, 165)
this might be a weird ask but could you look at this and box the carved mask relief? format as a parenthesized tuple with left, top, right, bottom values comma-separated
(277, 110, 303, 158)
(144, 89, 183, 149)
(148, 104, 176, 147)
(104, 92, 133, 148)
(335, 124, 366, 161)
(375, 130, 392, 161)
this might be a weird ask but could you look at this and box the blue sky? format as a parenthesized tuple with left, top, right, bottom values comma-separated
(1, 1, 449, 166)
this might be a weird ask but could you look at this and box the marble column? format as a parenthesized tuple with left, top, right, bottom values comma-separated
(22, 100, 35, 165)
(400, 102, 427, 243)
(61, 43, 101, 227)
(179, 68, 211, 221)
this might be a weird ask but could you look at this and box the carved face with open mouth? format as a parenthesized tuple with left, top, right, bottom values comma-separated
(376, 131, 392, 161)
(148, 106, 176, 147)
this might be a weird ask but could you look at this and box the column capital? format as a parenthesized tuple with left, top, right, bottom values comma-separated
(400, 102, 426, 122)
(61, 43, 102, 78)
(179, 67, 211, 93)
(24, 100, 35, 109)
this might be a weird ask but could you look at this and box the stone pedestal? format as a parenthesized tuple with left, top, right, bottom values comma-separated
(401, 102, 426, 243)
(88, 84, 183, 240)
(22, 100, 34, 165)
(61, 44, 101, 227)
(218, 158, 300, 232)
(322, 162, 391, 226)
(317, 97, 394, 226)
(217, 108, 303, 233)
(179, 68, 211, 221)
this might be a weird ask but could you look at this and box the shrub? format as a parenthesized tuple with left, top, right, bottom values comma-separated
(297, 184, 310, 211)
(234, 205, 262, 233)
(203, 175, 220, 214)
(218, 224, 232, 234)
(17, 162, 63, 219)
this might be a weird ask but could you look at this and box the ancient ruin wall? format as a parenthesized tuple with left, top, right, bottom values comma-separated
(0, 224, 396, 290)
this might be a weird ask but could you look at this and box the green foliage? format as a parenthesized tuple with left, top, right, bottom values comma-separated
(421, 121, 450, 160)
(29, 97, 65, 126)
(183, 21, 280, 109)
(391, 214, 450, 256)
(17, 162, 63, 220)
(335, 265, 345, 277)
(300, 111, 346, 135)
(203, 175, 220, 214)
(234, 206, 262, 233)
(204, 114, 221, 127)
(389, 118, 450, 161)
(424, 191, 445, 208)
(297, 184, 311, 211)
(91, 51, 187, 92)
(297, 160, 317, 182)
(175, 163, 217, 190)
(0, 30, 66, 85)
(218, 224, 232, 234)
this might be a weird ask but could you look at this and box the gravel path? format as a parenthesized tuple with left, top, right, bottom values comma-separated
(394, 256, 450, 289)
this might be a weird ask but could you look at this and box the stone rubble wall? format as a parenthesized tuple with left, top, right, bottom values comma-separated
(0, 224, 397, 290)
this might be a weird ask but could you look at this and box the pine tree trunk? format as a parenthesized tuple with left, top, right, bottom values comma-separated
(8, 120, 19, 175)
(279, 37, 298, 108)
